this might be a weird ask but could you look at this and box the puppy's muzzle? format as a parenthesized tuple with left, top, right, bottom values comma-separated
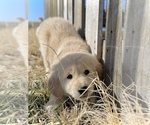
(78, 86, 88, 95)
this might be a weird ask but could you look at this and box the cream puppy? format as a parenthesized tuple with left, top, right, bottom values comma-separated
(36, 17, 103, 109)
(13, 18, 28, 67)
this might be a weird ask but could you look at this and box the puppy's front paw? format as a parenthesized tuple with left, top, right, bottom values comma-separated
(44, 101, 57, 112)
(44, 103, 53, 112)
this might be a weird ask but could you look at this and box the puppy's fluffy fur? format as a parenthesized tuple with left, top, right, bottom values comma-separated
(13, 19, 28, 67)
(36, 17, 103, 109)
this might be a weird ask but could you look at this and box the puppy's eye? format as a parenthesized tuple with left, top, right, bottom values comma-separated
(67, 74, 73, 79)
(84, 70, 90, 75)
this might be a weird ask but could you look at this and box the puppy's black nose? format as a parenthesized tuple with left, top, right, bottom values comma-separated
(78, 86, 88, 95)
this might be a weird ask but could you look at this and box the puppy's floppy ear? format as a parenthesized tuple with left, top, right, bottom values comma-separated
(48, 71, 65, 98)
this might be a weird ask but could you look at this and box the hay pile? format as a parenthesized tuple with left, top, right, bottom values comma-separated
(28, 26, 150, 125)
(28, 79, 149, 125)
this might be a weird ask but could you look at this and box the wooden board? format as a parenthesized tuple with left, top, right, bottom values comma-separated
(105, 0, 122, 90)
(67, 0, 74, 24)
(85, 0, 103, 61)
(74, 0, 85, 38)
(57, 0, 64, 17)
(122, 0, 150, 107)
(45, 0, 57, 18)
(63, 0, 68, 20)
